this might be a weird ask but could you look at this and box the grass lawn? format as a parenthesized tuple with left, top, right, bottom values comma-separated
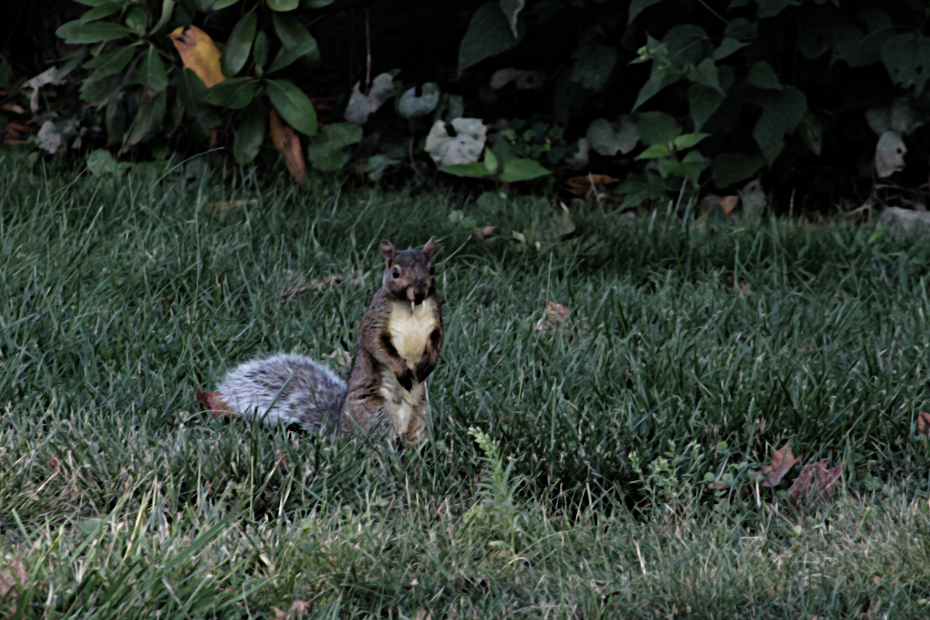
(1, 153, 930, 618)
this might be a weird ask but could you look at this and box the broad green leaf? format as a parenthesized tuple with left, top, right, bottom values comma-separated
(122, 89, 166, 152)
(205, 77, 256, 109)
(253, 31, 268, 70)
(687, 58, 723, 93)
(663, 24, 712, 69)
(222, 9, 256, 77)
(234, 98, 266, 165)
(628, 0, 662, 23)
(396, 83, 441, 119)
(177, 67, 208, 111)
(105, 95, 126, 145)
(586, 117, 639, 156)
(316, 122, 362, 148)
(798, 111, 823, 156)
(164, 91, 184, 136)
(87, 149, 118, 175)
(484, 146, 499, 173)
(688, 83, 725, 132)
(881, 32, 930, 95)
(80, 72, 123, 105)
(212, 0, 241, 8)
(633, 65, 681, 110)
(266, 79, 317, 135)
(150, 0, 177, 35)
(268, 0, 299, 11)
(679, 149, 704, 186)
(300, 0, 334, 6)
(673, 133, 710, 150)
(130, 47, 169, 93)
(725, 18, 758, 40)
(79, 2, 123, 23)
(835, 29, 893, 68)
(74, 0, 117, 6)
(499, 0, 525, 37)
(125, 7, 148, 34)
(441, 161, 495, 178)
(306, 124, 363, 172)
(56, 20, 132, 44)
(747, 60, 782, 90)
(714, 38, 748, 61)
(756, 0, 799, 18)
(84, 45, 135, 75)
(636, 143, 670, 159)
(570, 43, 616, 92)
(458, 2, 525, 73)
(267, 37, 320, 73)
(499, 158, 551, 182)
(634, 111, 681, 146)
(751, 86, 806, 165)
(712, 152, 764, 187)
(306, 144, 351, 172)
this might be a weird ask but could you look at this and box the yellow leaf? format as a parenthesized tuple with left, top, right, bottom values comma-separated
(169, 26, 225, 88)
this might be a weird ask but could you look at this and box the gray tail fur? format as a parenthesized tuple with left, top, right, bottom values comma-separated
(216, 353, 347, 433)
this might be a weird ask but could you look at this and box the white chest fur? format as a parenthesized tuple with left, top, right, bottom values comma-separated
(388, 300, 437, 370)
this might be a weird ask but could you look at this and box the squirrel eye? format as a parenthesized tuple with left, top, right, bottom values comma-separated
(392, 267, 400, 278)
(429, 265, 435, 275)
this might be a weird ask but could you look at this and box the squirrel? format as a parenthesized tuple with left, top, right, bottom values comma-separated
(197, 237, 443, 444)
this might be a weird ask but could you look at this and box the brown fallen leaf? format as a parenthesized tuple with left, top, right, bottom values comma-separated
(270, 111, 306, 183)
(273, 607, 288, 620)
(324, 349, 352, 368)
(788, 458, 843, 503)
(473, 224, 496, 240)
(719, 195, 739, 216)
(289, 600, 310, 617)
(415, 610, 430, 620)
(207, 199, 258, 214)
(0, 557, 28, 602)
(707, 481, 727, 490)
(566, 174, 620, 193)
(535, 300, 571, 331)
(169, 26, 225, 88)
(760, 443, 798, 488)
(917, 410, 930, 434)
(195, 391, 233, 417)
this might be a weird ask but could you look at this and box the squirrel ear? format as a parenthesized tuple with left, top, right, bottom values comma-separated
(380, 240, 396, 264)
(423, 236, 437, 257)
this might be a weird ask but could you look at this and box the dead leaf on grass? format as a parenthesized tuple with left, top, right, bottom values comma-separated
(535, 300, 571, 331)
(917, 410, 930, 434)
(415, 610, 430, 620)
(0, 557, 28, 602)
(473, 224, 496, 240)
(719, 195, 739, 216)
(195, 391, 233, 417)
(788, 458, 843, 503)
(760, 443, 798, 488)
(270, 111, 306, 183)
(324, 349, 352, 368)
(565, 174, 619, 194)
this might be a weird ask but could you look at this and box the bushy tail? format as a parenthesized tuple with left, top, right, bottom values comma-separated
(212, 354, 347, 433)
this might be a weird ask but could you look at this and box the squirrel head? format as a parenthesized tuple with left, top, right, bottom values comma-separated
(380, 237, 437, 305)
